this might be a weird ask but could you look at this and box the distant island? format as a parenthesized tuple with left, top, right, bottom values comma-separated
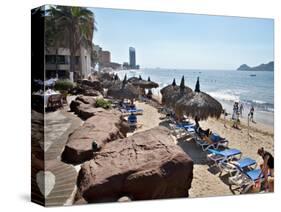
(237, 61, 274, 71)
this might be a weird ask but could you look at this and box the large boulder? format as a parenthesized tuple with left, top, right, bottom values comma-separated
(61, 110, 129, 164)
(81, 79, 103, 92)
(69, 80, 103, 96)
(77, 105, 105, 120)
(83, 89, 102, 97)
(76, 127, 193, 203)
(70, 95, 105, 120)
(75, 95, 96, 105)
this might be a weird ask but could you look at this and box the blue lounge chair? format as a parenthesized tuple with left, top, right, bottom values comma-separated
(177, 122, 195, 128)
(234, 157, 257, 169)
(195, 133, 229, 151)
(229, 168, 266, 194)
(169, 122, 196, 139)
(169, 123, 190, 139)
(207, 148, 242, 165)
(176, 123, 196, 134)
(128, 114, 137, 127)
(120, 108, 144, 114)
(218, 157, 257, 176)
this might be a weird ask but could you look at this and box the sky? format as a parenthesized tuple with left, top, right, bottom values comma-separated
(90, 7, 274, 70)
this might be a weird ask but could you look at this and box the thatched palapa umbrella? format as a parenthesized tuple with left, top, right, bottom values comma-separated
(107, 75, 139, 100)
(128, 76, 159, 96)
(160, 76, 192, 109)
(131, 76, 159, 90)
(127, 76, 140, 83)
(160, 78, 177, 97)
(174, 77, 223, 120)
(102, 79, 119, 89)
(101, 74, 120, 89)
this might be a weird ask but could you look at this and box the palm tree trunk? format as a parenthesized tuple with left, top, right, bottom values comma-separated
(79, 46, 83, 79)
(70, 52, 75, 81)
(55, 48, 58, 78)
(69, 23, 76, 82)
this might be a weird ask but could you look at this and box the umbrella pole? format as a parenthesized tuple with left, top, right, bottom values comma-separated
(224, 110, 227, 128)
(248, 113, 250, 140)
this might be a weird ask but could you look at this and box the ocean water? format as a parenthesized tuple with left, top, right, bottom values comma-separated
(115, 68, 274, 126)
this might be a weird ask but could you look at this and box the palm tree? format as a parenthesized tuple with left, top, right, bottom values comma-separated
(48, 6, 97, 81)
(45, 14, 64, 78)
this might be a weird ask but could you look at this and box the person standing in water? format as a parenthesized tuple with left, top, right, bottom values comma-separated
(232, 102, 238, 119)
(239, 103, 244, 117)
(249, 106, 254, 122)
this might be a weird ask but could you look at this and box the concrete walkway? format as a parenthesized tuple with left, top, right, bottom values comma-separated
(43, 106, 83, 206)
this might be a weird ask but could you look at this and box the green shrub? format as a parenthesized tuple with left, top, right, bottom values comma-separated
(54, 80, 75, 92)
(95, 98, 112, 109)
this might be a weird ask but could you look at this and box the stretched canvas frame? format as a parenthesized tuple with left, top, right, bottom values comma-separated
(31, 5, 274, 207)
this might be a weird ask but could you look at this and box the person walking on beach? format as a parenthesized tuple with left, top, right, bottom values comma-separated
(249, 106, 254, 122)
(232, 102, 237, 119)
(257, 147, 274, 192)
(239, 103, 244, 117)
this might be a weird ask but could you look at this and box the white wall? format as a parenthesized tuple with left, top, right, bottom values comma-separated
(0, 1, 280, 212)
(80, 46, 92, 78)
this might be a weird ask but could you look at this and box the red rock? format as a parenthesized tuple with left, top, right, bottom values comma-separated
(70, 95, 105, 120)
(76, 127, 193, 203)
(81, 80, 103, 92)
(83, 89, 102, 97)
(61, 110, 129, 164)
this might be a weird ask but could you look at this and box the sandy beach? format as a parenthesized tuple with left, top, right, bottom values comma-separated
(131, 99, 274, 197)
(30, 5, 275, 208)
(127, 101, 162, 136)
(37, 90, 274, 206)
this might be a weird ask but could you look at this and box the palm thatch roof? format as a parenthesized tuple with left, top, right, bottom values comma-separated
(162, 87, 192, 109)
(160, 78, 177, 95)
(174, 91, 223, 120)
(160, 76, 192, 109)
(130, 76, 159, 89)
(95, 71, 114, 81)
(127, 76, 139, 83)
(94, 72, 120, 89)
(107, 75, 139, 100)
(101, 78, 120, 89)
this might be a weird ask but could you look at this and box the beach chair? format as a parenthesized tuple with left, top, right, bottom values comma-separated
(228, 168, 265, 194)
(120, 108, 144, 115)
(194, 133, 229, 151)
(60, 91, 68, 105)
(179, 123, 197, 138)
(169, 123, 193, 139)
(177, 122, 196, 129)
(207, 148, 242, 166)
(218, 157, 257, 176)
(47, 94, 63, 110)
(128, 114, 137, 128)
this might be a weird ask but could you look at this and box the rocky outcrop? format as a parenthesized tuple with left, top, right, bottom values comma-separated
(70, 95, 105, 120)
(83, 89, 102, 97)
(69, 80, 104, 96)
(61, 110, 129, 164)
(76, 127, 193, 203)
(237, 61, 274, 71)
(80, 79, 103, 92)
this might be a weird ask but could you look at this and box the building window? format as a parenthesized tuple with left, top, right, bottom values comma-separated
(46, 55, 56, 64)
(57, 55, 67, 64)
(75, 56, 80, 65)
(46, 55, 68, 64)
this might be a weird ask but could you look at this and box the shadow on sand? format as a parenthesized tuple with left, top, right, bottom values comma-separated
(177, 139, 210, 165)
